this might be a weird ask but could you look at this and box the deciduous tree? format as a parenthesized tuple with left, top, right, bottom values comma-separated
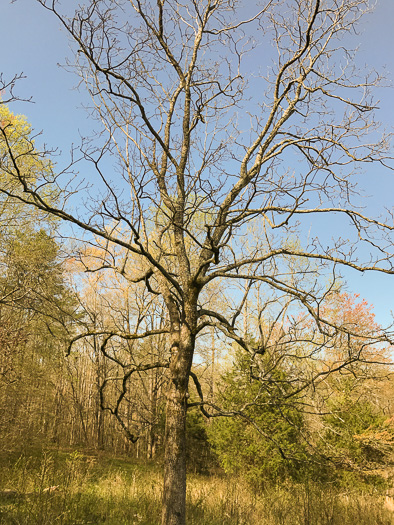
(1, 1, 394, 523)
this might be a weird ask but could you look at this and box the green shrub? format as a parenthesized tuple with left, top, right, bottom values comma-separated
(207, 350, 308, 486)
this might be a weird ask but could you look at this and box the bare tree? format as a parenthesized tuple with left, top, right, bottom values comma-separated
(1, 1, 394, 523)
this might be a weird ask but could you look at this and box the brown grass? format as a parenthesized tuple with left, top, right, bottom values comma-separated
(0, 449, 393, 524)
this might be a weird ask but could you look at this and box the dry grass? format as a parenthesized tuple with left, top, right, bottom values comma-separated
(186, 474, 394, 525)
(0, 449, 393, 524)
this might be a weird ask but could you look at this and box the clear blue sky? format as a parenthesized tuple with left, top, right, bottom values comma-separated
(1, 0, 394, 327)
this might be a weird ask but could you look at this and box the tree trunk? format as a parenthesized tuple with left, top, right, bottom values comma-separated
(147, 369, 158, 460)
(162, 378, 188, 525)
(161, 321, 195, 525)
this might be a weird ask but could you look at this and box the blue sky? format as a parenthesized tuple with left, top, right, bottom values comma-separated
(1, 0, 394, 327)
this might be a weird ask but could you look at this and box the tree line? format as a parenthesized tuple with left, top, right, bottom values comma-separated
(0, 118, 393, 479)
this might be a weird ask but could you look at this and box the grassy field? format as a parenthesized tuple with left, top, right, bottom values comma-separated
(1, 448, 393, 524)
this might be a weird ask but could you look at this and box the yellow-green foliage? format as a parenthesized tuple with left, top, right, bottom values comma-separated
(0, 104, 57, 230)
(0, 105, 51, 180)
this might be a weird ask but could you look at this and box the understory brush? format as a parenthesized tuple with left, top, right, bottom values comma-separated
(0, 448, 393, 524)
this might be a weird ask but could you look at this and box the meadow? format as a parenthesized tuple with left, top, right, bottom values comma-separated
(1, 448, 393, 525)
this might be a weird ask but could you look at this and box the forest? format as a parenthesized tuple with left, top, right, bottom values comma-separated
(1, 1, 394, 524)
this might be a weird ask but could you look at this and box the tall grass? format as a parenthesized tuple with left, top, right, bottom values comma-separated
(0, 448, 393, 524)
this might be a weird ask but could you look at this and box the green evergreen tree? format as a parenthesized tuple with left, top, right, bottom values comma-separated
(207, 349, 308, 487)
